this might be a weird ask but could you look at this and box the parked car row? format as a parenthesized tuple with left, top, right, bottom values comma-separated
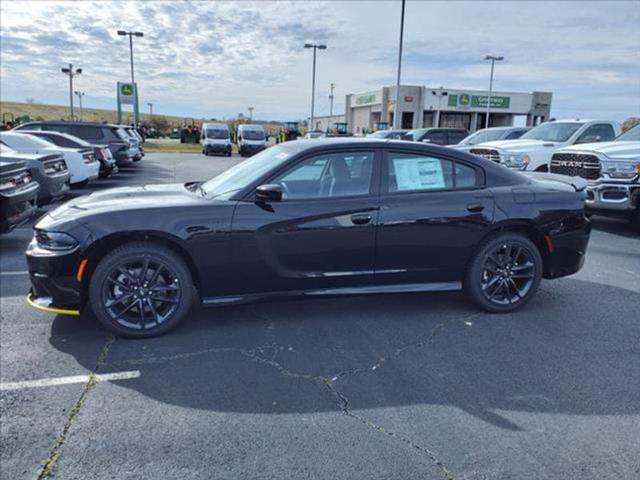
(0, 121, 145, 234)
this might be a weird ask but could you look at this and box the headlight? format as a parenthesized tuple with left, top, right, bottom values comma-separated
(600, 159, 640, 179)
(35, 230, 79, 251)
(500, 153, 529, 169)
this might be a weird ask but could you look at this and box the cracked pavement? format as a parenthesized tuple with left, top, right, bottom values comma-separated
(1, 153, 640, 480)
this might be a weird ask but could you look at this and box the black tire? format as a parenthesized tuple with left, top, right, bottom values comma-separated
(631, 208, 640, 233)
(465, 232, 542, 313)
(89, 242, 193, 338)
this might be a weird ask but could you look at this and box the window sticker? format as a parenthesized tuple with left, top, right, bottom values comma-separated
(393, 157, 445, 191)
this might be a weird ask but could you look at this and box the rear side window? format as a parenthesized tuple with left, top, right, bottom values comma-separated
(42, 134, 80, 148)
(69, 126, 104, 140)
(448, 130, 468, 144)
(387, 152, 479, 193)
(423, 131, 447, 145)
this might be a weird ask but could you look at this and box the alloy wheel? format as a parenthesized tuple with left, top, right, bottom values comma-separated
(480, 242, 536, 306)
(101, 257, 181, 330)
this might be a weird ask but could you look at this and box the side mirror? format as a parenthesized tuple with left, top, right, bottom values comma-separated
(238, 136, 242, 142)
(256, 184, 283, 203)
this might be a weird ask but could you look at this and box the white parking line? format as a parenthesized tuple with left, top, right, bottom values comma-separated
(0, 370, 141, 391)
(0, 271, 29, 276)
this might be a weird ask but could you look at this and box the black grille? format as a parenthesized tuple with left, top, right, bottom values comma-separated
(550, 153, 600, 180)
(470, 148, 501, 162)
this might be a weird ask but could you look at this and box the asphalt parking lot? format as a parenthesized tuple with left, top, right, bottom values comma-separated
(1, 152, 639, 480)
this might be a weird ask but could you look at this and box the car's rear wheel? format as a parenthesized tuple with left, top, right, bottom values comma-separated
(465, 233, 542, 313)
(89, 242, 193, 337)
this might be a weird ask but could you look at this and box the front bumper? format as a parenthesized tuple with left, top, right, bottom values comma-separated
(26, 238, 85, 311)
(585, 181, 639, 212)
(204, 143, 231, 154)
(0, 182, 39, 233)
(239, 144, 265, 155)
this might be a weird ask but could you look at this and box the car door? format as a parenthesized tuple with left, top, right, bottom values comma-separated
(227, 148, 381, 296)
(375, 148, 494, 287)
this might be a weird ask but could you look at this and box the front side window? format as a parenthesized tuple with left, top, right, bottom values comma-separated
(387, 153, 479, 193)
(423, 131, 447, 144)
(577, 124, 616, 143)
(272, 151, 374, 200)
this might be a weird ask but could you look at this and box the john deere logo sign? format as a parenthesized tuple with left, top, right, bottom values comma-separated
(117, 82, 137, 105)
(447, 93, 511, 109)
(355, 93, 377, 106)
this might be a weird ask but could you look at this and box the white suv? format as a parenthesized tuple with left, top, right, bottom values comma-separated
(469, 120, 621, 171)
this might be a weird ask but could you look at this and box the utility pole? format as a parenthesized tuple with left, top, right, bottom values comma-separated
(329, 83, 335, 117)
(147, 102, 153, 116)
(393, 0, 406, 129)
(304, 43, 327, 131)
(73, 91, 85, 121)
(484, 55, 504, 128)
(61, 64, 82, 121)
(248, 107, 254, 121)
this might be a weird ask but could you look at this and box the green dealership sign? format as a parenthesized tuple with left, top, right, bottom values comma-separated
(355, 93, 377, 106)
(448, 94, 511, 109)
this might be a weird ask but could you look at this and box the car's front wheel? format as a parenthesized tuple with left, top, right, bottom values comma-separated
(465, 233, 542, 313)
(89, 242, 193, 337)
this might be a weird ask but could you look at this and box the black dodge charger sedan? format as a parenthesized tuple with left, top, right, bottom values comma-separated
(26, 139, 591, 337)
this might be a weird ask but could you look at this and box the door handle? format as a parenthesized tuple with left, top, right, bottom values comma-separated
(351, 214, 372, 225)
(466, 203, 485, 213)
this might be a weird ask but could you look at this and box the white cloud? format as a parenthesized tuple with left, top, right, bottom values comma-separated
(1, 0, 638, 121)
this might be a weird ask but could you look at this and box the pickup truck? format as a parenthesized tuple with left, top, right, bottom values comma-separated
(470, 119, 621, 172)
(550, 124, 640, 230)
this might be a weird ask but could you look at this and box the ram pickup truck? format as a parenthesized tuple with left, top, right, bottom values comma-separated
(470, 119, 621, 171)
(550, 124, 640, 230)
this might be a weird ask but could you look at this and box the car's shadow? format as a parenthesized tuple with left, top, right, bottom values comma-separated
(590, 214, 639, 239)
(48, 278, 640, 430)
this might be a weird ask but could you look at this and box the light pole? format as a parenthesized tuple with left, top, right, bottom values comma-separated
(147, 102, 153, 116)
(484, 55, 504, 128)
(118, 30, 143, 124)
(248, 107, 254, 121)
(61, 64, 82, 121)
(304, 43, 327, 131)
(329, 83, 335, 117)
(431, 88, 448, 127)
(73, 91, 85, 120)
(393, 0, 406, 129)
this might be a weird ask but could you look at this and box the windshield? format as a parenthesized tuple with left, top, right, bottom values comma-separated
(242, 130, 265, 141)
(616, 125, 640, 141)
(201, 145, 294, 198)
(521, 122, 583, 142)
(461, 129, 507, 145)
(402, 129, 425, 141)
(206, 128, 229, 139)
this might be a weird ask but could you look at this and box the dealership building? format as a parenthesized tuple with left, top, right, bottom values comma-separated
(314, 85, 552, 134)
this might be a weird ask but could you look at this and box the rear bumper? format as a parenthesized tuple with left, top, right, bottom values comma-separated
(543, 215, 591, 279)
(0, 182, 39, 233)
(38, 174, 70, 205)
(585, 181, 639, 213)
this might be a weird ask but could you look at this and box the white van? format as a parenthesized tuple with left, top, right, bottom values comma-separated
(237, 124, 267, 157)
(201, 123, 232, 157)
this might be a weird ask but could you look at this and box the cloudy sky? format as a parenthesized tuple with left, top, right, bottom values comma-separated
(1, 0, 639, 121)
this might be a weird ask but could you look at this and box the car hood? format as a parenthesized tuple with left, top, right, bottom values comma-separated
(48, 183, 208, 221)
(557, 141, 640, 159)
(477, 139, 560, 153)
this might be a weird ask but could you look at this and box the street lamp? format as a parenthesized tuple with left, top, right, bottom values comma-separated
(329, 83, 335, 118)
(248, 107, 254, 121)
(118, 30, 143, 124)
(484, 55, 504, 128)
(392, 0, 406, 129)
(147, 102, 153, 116)
(431, 88, 448, 127)
(304, 43, 327, 131)
(73, 91, 85, 121)
(61, 64, 82, 121)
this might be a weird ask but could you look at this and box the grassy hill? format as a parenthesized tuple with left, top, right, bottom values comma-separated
(0, 101, 213, 127)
